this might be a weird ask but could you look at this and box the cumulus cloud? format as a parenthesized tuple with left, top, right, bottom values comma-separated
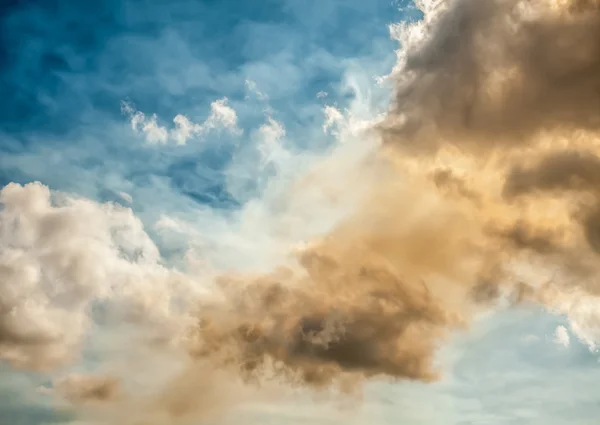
(0, 182, 196, 371)
(8, 1, 600, 423)
(170, 114, 202, 146)
(553, 325, 570, 348)
(102, 1, 600, 405)
(381, 0, 600, 152)
(189, 181, 481, 387)
(202, 98, 242, 135)
(121, 102, 169, 145)
(122, 97, 241, 145)
(376, 0, 600, 349)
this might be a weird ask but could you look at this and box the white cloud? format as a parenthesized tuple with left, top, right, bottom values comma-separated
(540, 285, 600, 352)
(322, 105, 345, 134)
(171, 114, 202, 146)
(121, 102, 169, 145)
(129, 110, 145, 131)
(553, 325, 570, 348)
(203, 97, 242, 135)
(322, 104, 384, 140)
(118, 192, 133, 204)
(257, 117, 287, 165)
(140, 114, 169, 144)
(122, 98, 241, 146)
(0, 182, 197, 371)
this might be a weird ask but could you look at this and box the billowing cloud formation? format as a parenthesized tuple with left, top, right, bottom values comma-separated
(5, 0, 600, 423)
(382, 0, 600, 151)
(380, 0, 600, 348)
(190, 175, 486, 388)
(0, 182, 195, 371)
(184, 1, 600, 395)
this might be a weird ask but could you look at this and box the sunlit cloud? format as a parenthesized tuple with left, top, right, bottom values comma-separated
(4, 0, 600, 424)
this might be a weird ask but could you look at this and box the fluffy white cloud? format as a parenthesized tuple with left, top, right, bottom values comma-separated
(553, 325, 570, 348)
(0, 182, 196, 371)
(170, 114, 202, 145)
(202, 97, 242, 135)
(122, 98, 241, 145)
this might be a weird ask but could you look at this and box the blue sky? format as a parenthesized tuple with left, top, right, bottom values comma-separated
(1, 0, 599, 424)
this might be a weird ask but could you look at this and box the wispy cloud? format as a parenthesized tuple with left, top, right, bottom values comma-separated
(554, 325, 571, 348)
(245, 79, 269, 101)
(257, 117, 287, 165)
(122, 97, 242, 145)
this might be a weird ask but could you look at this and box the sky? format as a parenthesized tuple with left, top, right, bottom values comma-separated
(2, 0, 600, 424)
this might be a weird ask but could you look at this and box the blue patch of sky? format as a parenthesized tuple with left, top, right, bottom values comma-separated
(0, 0, 403, 217)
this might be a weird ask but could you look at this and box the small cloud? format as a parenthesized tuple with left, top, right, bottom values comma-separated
(121, 102, 168, 145)
(204, 97, 242, 135)
(118, 192, 133, 204)
(141, 115, 169, 144)
(553, 325, 570, 348)
(171, 114, 203, 146)
(122, 98, 241, 146)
